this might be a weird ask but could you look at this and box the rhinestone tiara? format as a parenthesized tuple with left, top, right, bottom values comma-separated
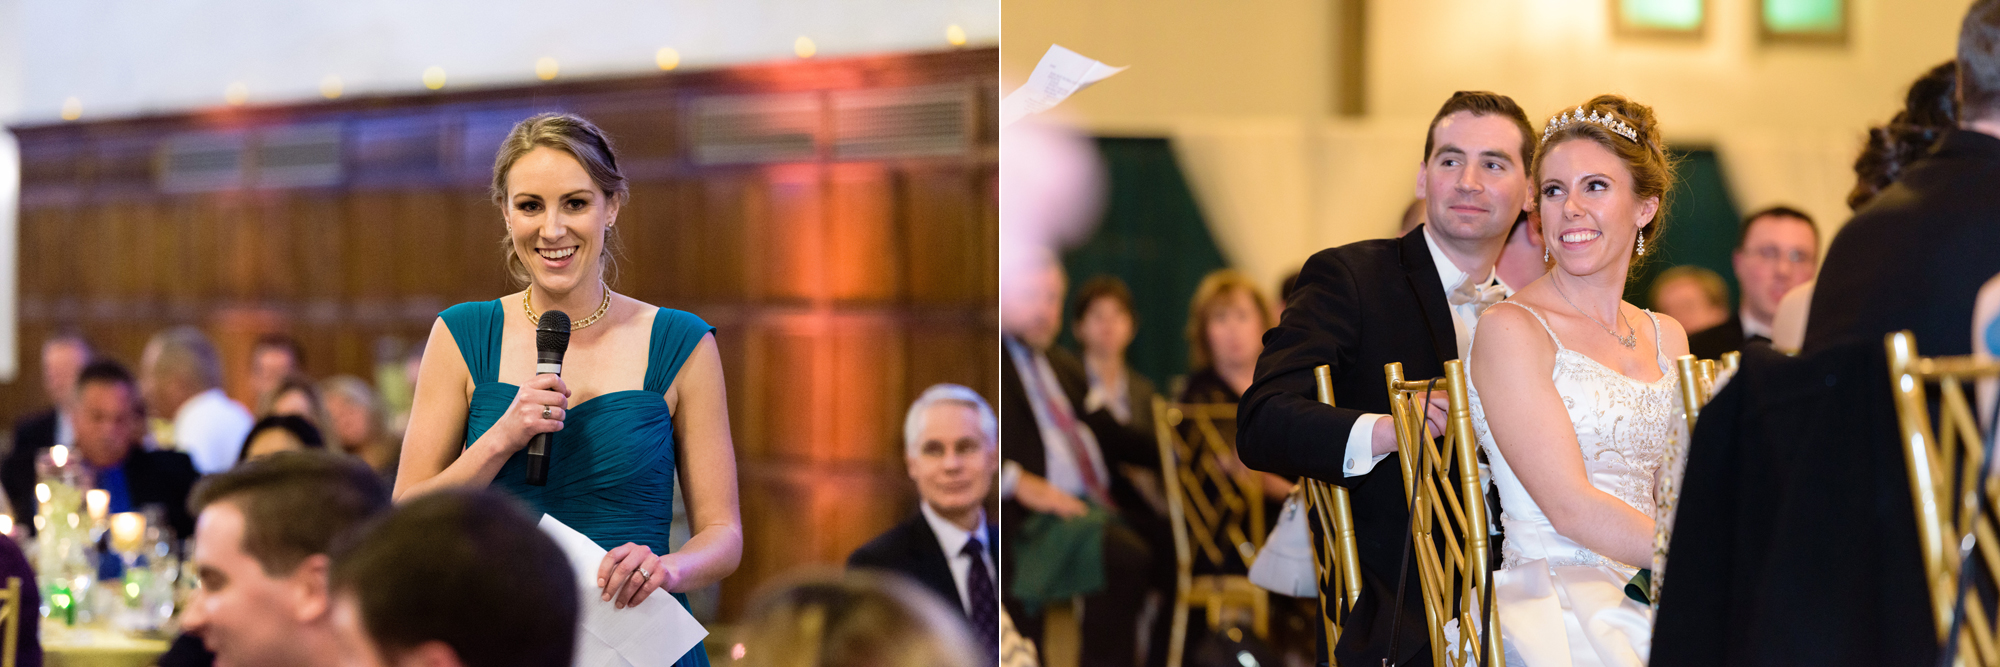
(1542, 106, 1638, 143)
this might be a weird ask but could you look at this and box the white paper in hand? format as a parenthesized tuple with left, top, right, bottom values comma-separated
(539, 514, 708, 667)
(999, 45, 1126, 127)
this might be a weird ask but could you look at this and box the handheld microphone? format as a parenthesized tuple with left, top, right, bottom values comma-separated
(525, 310, 571, 486)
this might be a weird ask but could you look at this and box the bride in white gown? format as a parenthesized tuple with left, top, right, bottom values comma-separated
(1467, 95, 1690, 667)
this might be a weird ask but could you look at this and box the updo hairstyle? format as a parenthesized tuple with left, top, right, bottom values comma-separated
(490, 113, 630, 287)
(1532, 95, 1677, 263)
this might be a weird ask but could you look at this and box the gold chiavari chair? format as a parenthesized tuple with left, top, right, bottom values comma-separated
(0, 577, 18, 667)
(1154, 397, 1269, 667)
(1654, 354, 1723, 604)
(1888, 330, 2000, 666)
(1384, 360, 1500, 667)
(1305, 365, 1364, 656)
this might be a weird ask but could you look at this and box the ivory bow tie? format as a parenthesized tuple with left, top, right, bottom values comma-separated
(1447, 278, 1505, 316)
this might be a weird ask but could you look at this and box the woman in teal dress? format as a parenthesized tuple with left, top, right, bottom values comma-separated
(397, 113, 741, 666)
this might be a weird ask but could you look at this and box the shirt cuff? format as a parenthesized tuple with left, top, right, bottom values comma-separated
(1000, 460, 1022, 500)
(1343, 413, 1392, 478)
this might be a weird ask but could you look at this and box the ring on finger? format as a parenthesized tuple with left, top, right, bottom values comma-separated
(637, 567, 651, 581)
(542, 405, 553, 420)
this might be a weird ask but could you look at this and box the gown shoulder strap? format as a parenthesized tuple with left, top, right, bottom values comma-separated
(439, 300, 505, 385)
(644, 309, 719, 395)
(1490, 301, 1566, 353)
(1644, 308, 1671, 373)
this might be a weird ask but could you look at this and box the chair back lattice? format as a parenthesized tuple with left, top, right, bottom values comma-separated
(0, 576, 17, 667)
(1154, 398, 1268, 667)
(1383, 360, 1500, 667)
(1653, 354, 1721, 603)
(1306, 365, 1365, 654)
(1888, 331, 2000, 667)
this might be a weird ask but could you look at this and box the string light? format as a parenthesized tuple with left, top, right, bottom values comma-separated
(60, 97, 82, 121)
(225, 82, 249, 106)
(320, 75, 343, 99)
(946, 24, 967, 46)
(423, 66, 447, 90)
(536, 57, 560, 81)
(794, 36, 816, 59)
(655, 47, 680, 71)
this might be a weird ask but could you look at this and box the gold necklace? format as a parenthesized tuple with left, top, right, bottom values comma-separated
(524, 283, 612, 331)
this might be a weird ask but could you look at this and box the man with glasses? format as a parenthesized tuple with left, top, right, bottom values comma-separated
(1689, 206, 1820, 359)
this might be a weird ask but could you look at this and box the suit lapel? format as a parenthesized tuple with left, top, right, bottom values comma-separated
(1399, 224, 1461, 365)
(906, 515, 965, 611)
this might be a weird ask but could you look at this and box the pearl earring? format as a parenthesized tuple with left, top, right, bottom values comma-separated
(1636, 231, 1645, 256)
(1544, 245, 1550, 263)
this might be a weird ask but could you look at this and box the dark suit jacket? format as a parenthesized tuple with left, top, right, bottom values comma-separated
(1804, 129, 2000, 356)
(1652, 340, 1934, 665)
(113, 448, 203, 541)
(1237, 225, 1459, 667)
(847, 510, 999, 618)
(1687, 314, 1746, 360)
(4, 410, 58, 533)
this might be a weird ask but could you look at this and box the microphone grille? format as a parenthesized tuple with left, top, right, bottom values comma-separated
(536, 310, 572, 351)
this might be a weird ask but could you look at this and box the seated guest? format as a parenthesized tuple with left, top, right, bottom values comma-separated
(736, 570, 981, 667)
(320, 375, 401, 479)
(328, 489, 575, 667)
(1071, 275, 1157, 430)
(237, 416, 327, 464)
(1000, 249, 1163, 667)
(1976, 272, 2000, 431)
(1180, 270, 1290, 502)
(245, 334, 302, 410)
(849, 384, 1000, 656)
(141, 327, 255, 475)
(5, 332, 92, 531)
(179, 451, 390, 667)
(72, 359, 201, 539)
(1650, 266, 1732, 335)
(1690, 206, 1820, 359)
(1494, 215, 1551, 293)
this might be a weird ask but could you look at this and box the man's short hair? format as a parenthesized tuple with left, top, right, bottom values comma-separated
(44, 330, 93, 357)
(331, 489, 576, 667)
(147, 326, 224, 389)
(902, 384, 997, 459)
(189, 450, 389, 576)
(1736, 205, 1819, 250)
(1960, 0, 2000, 123)
(1650, 265, 1730, 310)
(1070, 275, 1136, 323)
(252, 333, 304, 366)
(1422, 91, 1538, 168)
(76, 359, 138, 396)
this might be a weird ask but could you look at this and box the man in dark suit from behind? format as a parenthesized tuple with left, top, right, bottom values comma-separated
(1804, 2, 2000, 357)
(72, 359, 202, 540)
(1238, 91, 1539, 667)
(1687, 206, 1820, 359)
(848, 383, 1000, 660)
(5, 333, 92, 527)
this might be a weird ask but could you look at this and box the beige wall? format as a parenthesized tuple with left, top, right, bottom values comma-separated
(1003, 0, 1969, 291)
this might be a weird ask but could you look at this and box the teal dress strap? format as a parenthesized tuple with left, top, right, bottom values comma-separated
(439, 300, 505, 384)
(645, 309, 716, 394)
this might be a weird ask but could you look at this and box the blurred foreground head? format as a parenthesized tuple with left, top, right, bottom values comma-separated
(1001, 117, 1105, 343)
(330, 488, 576, 667)
(736, 570, 981, 667)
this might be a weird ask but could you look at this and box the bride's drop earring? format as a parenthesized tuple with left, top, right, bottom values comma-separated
(1636, 231, 1645, 256)
(1544, 245, 1550, 263)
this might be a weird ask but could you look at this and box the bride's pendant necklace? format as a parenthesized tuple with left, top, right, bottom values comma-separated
(525, 282, 613, 331)
(1552, 275, 1638, 349)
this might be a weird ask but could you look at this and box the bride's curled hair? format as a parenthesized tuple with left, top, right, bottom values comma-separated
(1533, 95, 1678, 262)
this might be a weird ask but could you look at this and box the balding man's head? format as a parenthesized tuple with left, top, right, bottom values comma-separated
(141, 326, 223, 417)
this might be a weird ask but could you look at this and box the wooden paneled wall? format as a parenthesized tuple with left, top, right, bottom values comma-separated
(6, 48, 998, 619)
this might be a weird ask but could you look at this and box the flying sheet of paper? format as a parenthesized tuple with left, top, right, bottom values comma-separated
(539, 514, 708, 667)
(999, 45, 1127, 127)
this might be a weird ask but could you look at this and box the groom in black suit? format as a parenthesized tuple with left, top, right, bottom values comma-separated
(1238, 91, 1539, 667)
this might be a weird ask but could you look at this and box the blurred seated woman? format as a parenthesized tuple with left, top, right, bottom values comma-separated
(259, 374, 335, 442)
(735, 570, 980, 667)
(238, 415, 327, 463)
(1071, 275, 1157, 429)
(322, 375, 401, 478)
(1180, 269, 1291, 501)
